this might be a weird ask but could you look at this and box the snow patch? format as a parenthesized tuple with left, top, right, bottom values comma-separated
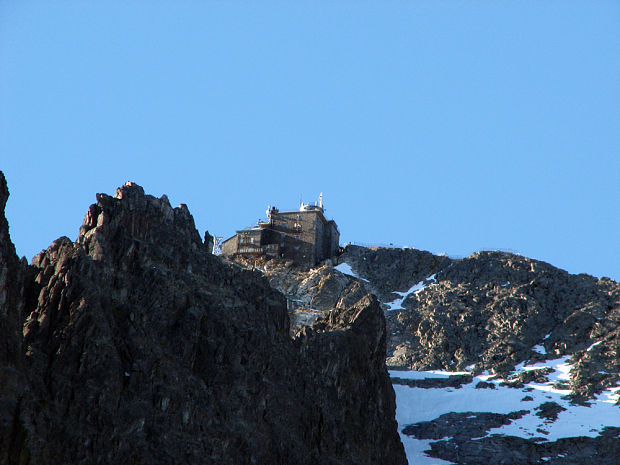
(390, 370, 470, 380)
(333, 263, 369, 282)
(385, 275, 437, 311)
(599, 385, 620, 404)
(398, 436, 453, 465)
(393, 360, 620, 465)
(512, 356, 573, 395)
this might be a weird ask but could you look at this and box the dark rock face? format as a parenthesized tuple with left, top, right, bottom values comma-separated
(402, 410, 530, 441)
(0, 171, 23, 363)
(426, 427, 620, 465)
(0, 176, 406, 465)
(0, 172, 30, 465)
(391, 374, 473, 389)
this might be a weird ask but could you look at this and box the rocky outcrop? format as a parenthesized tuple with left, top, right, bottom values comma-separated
(382, 251, 619, 395)
(425, 427, 620, 465)
(0, 176, 406, 465)
(325, 246, 618, 398)
(337, 245, 452, 303)
(0, 172, 31, 465)
(340, 246, 619, 464)
(228, 242, 620, 464)
(0, 171, 24, 364)
(402, 410, 530, 441)
(249, 245, 619, 400)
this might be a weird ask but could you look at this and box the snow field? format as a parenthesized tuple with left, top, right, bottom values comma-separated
(391, 357, 620, 464)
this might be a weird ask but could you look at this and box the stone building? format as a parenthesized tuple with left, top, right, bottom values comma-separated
(221, 195, 340, 266)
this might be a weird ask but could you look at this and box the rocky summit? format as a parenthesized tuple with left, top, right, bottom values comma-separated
(2, 171, 619, 465)
(0, 173, 406, 465)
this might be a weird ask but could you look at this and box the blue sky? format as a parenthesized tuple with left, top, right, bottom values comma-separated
(1, 1, 619, 280)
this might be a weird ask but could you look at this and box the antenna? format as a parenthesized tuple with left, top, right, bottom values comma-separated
(319, 192, 323, 209)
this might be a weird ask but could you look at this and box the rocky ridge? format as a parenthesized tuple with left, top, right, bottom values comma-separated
(254, 245, 619, 400)
(243, 244, 620, 464)
(0, 174, 406, 465)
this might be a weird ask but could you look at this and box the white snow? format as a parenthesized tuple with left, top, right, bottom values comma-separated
(399, 436, 454, 465)
(599, 385, 620, 404)
(392, 359, 620, 464)
(333, 262, 369, 282)
(385, 275, 437, 311)
(389, 370, 470, 380)
(512, 356, 573, 396)
(532, 345, 547, 355)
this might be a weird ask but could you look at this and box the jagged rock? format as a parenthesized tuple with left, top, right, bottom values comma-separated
(0, 172, 26, 364)
(0, 175, 406, 465)
(0, 172, 31, 464)
(257, 260, 365, 312)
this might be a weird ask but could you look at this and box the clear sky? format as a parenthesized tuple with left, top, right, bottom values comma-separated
(1, 1, 619, 280)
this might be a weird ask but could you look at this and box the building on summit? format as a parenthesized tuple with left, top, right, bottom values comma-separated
(221, 194, 340, 266)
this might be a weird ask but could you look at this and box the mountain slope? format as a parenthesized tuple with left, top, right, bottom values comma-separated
(252, 244, 620, 464)
(0, 175, 406, 465)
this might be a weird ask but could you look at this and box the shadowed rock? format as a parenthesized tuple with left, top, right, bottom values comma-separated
(0, 175, 406, 465)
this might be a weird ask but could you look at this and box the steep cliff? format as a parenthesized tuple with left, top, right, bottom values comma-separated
(0, 172, 30, 464)
(0, 175, 406, 465)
